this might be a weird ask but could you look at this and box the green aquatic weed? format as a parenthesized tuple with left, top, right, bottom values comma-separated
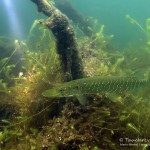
(126, 14, 150, 45)
(146, 18, 150, 44)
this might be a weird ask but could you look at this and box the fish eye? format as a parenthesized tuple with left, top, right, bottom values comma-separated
(74, 86, 79, 89)
(58, 88, 67, 96)
(59, 88, 64, 93)
(71, 85, 79, 91)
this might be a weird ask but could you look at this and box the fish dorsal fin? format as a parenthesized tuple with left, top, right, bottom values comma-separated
(76, 95, 87, 105)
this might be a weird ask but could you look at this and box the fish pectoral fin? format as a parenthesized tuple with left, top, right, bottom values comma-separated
(76, 95, 87, 105)
(106, 93, 122, 102)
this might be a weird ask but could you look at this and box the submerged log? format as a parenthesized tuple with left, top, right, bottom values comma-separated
(31, 0, 84, 81)
(55, 0, 93, 37)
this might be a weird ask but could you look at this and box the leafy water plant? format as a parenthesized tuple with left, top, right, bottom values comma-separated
(126, 14, 150, 45)
(0, 26, 64, 148)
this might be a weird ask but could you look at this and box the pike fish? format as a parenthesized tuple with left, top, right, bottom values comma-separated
(42, 76, 150, 105)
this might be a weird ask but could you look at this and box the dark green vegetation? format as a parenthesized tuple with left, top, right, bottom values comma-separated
(0, 3, 150, 150)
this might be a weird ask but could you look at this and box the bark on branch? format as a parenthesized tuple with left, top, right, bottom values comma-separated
(31, 0, 84, 81)
(55, 0, 92, 36)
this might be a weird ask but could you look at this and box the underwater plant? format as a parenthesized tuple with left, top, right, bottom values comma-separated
(126, 14, 150, 45)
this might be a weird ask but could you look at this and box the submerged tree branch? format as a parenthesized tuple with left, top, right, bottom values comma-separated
(31, 0, 84, 81)
(55, 0, 92, 37)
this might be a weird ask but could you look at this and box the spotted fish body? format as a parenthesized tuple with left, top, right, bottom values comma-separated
(42, 76, 150, 104)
